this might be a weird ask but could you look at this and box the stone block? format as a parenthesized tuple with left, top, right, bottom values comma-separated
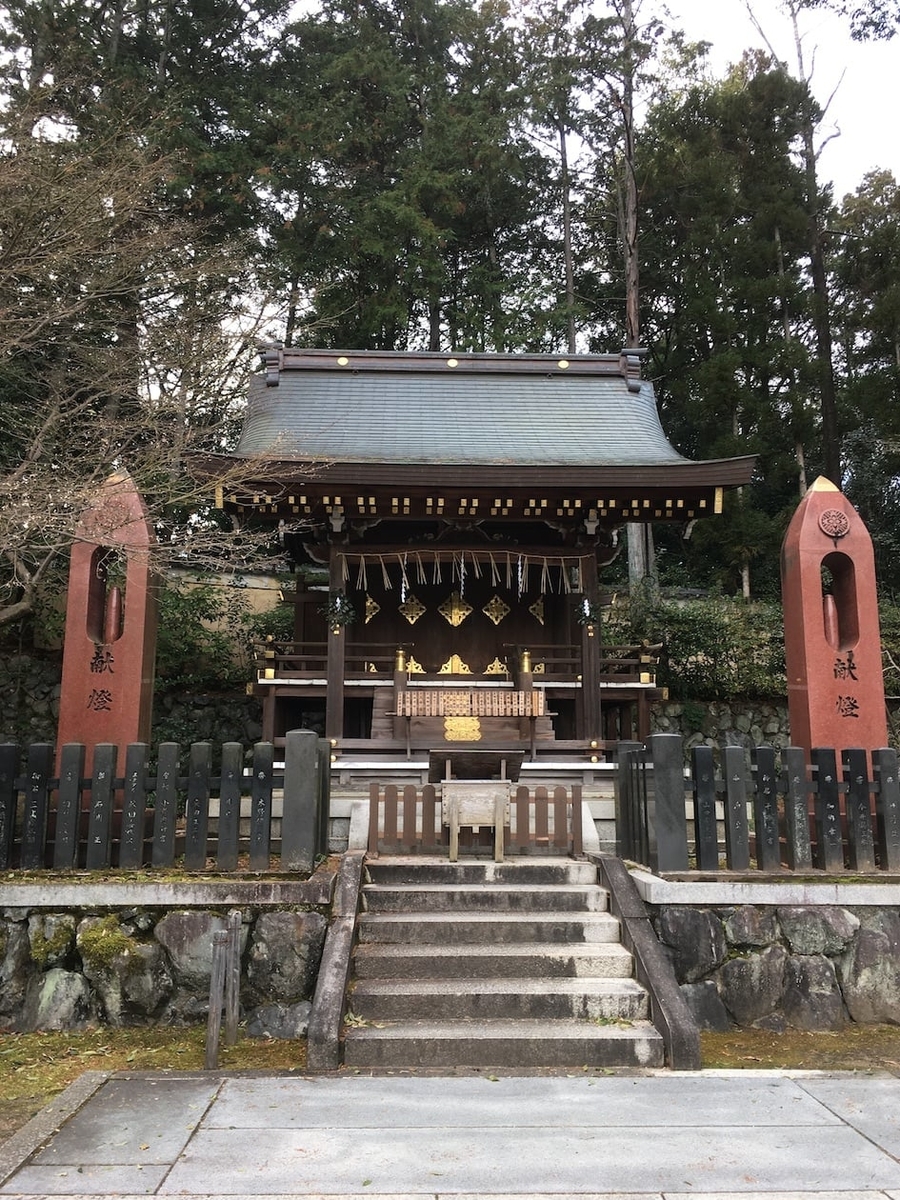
(680, 980, 732, 1031)
(19, 967, 95, 1031)
(655, 907, 726, 983)
(247, 911, 327, 1001)
(723, 906, 778, 947)
(782, 954, 847, 1030)
(717, 944, 786, 1026)
(155, 911, 229, 990)
(246, 1000, 311, 1039)
(778, 906, 860, 955)
(838, 915, 900, 1024)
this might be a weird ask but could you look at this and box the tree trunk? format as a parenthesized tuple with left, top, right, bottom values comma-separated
(559, 116, 576, 354)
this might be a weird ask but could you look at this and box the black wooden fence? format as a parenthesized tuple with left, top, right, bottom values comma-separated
(0, 730, 330, 873)
(618, 733, 900, 874)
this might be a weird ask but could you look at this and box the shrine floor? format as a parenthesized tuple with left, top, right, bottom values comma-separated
(3, 1070, 900, 1198)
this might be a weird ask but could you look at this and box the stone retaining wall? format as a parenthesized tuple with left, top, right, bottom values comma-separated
(650, 701, 791, 753)
(653, 903, 900, 1032)
(0, 889, 332, 1037)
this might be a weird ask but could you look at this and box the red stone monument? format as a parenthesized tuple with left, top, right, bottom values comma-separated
(781, 476, 887, 759)
(57, 471, 159, 768)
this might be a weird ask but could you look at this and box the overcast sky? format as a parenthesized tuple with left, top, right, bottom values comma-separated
(661, 0, 898, 199)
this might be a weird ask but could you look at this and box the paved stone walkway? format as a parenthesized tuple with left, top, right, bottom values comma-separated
(2, 1069, 900, 1198)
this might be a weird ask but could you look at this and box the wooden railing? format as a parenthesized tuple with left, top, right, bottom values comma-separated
(368, 782, 583, 856)
(0, 732, 329, 873)
(255, 639, 659, 683)
(618, 734, 900, 874)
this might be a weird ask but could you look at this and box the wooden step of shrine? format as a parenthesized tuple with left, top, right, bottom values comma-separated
(343, 856, 665, 1070)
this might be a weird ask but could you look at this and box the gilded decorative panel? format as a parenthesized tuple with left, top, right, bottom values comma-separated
(439, 654, 472, 674)
(482, 594, 510, 626)
(406, 655, 425, 674)
(399, 594, 426, 625)
(364, 594, 380, 624)
(438, 591, 473, 627)
(484, 657, 509, 676)
(529, 597, 545, 625)
(443, 716, 482, 742)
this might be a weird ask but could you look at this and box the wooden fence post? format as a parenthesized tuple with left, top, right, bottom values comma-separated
(205, 930, 229, 1069)
(751, 747, 781, 872)
(85, 744, 116, 870)
(152, 743, 180, 867)
(119, 743, 149, 869)
(54, 744, 85, 869)
(184, 743, 212, 871)
(812, 747, 843, 872)
(782, 747, 813, 871)
(691, 745, 718, 871)
(722, 746, 751, 871)
(873, 748, 900, 871)
(842, 748, 876, 872)
(281, 730, 320, 872)
(614, 740, 644, 860)
(0, 743, 19, 869)
(647, 734, 689, 871)
(248, 742, 274, 871)
(217, 743, 243, 872)
(21, 743, 52, 870)
(224, 909, 241, 1047)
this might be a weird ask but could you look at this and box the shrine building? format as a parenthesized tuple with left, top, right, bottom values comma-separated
(205, 348, 754, 763)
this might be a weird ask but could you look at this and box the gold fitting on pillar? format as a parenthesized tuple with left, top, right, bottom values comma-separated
(395, 648, 407, 671)
(521, 649, 532, 672)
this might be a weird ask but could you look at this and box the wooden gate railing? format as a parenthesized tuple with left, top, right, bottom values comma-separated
(618, 733, 900, 874)
(368, 782, 583, 856)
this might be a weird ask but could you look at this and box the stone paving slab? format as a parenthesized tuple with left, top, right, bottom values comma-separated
(157, 1123, 900, 1195)
(799, 1077, 900, 1156)
(3, 1162, 169, 1194)
(27, 1078, 220, 1166)
(205, 1074, 845, 1130)
(4, 1072, 900, 1199)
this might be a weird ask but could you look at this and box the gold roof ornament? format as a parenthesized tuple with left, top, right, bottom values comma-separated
(484, 657, 509, 676)
(438, 590, 473, 627)
(482, 594, 511, 626)
(399, 594, 427, 625)
(439, 653, 472, 674)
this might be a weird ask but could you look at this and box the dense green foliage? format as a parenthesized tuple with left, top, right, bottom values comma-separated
(2, 0, 900, 650)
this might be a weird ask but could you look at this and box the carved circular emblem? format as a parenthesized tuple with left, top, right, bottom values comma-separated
(819, 508, 850, 539)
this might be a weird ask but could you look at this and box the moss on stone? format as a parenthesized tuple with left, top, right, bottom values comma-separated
(30, 922, 73, 969)
(77, 916, 139, 971)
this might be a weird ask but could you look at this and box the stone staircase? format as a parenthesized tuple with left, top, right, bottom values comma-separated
(343, 856, 665, 1069)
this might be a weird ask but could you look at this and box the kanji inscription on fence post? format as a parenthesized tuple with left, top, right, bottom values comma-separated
(781, 476, 887, 760)
(56, 471, 159, 772)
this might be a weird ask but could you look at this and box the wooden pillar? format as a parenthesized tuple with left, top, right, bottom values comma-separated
(325, 545, 346, 742)
(580, 552, 602, 742)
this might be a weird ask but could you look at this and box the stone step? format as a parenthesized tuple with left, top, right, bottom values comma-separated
(357, 910, 622, 945)
(349, 976, 650, 1022)
(342, 1018, 665, 1069)
(353, 940, 635, 979)
(362, 882, 608, 914)
(365, 857, 598, 886)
